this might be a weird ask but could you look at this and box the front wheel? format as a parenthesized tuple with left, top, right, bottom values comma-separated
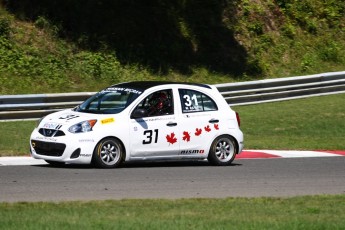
(92, 138, 124, 168)
(208, 135, 237, 166)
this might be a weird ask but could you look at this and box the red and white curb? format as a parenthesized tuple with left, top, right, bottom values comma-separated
(1, 150, 345, 166)
(236, 150, 345, 159)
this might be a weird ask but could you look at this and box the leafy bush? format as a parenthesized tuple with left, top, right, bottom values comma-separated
(0, 16, 11, 38)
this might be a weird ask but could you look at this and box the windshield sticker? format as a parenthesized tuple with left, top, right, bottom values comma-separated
(103, 87, 142, 95)
(101, 117, 115, 124)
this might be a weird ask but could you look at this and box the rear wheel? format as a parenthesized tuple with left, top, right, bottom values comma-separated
(92, 138, 124, 168)
(208, 135, 237, 166)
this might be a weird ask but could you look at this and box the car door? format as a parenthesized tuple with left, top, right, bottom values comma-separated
(177, 88, 221, 157)
(129, 89, 180, 158)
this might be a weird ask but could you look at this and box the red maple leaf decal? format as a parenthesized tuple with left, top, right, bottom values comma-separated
(166, 132, 177, 144)
(214, 124, 219, 130)
(204, 125, 211, 132)
(195, 128, 202, 136)
(182, 131, 191, 142)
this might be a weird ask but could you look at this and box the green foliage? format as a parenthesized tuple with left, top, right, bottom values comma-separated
(301, 53, 316, 72)
(0, 16, 11, 38)
(0, 1, 345, 93)
(318, 41, 342, 62)
(34, 16, 60, 36)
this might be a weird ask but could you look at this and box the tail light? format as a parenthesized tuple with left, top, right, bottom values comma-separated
(235, 112, 241, 127)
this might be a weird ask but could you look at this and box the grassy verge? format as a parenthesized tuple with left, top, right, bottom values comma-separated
(1, 195, 345, 229)
(0, 120, 36, 156)
(233, 93, 345, 150)
(1, 93, 344, 157)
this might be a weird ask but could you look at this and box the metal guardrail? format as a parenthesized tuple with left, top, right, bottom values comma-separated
(1, 71, 345, 120)
(215, 71, 345, 106)
(0, 92, 95, 120)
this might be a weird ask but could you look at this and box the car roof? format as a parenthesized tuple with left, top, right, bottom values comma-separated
(109, 81, 211, 91)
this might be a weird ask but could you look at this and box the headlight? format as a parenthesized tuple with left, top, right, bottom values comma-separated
(68, 120, 97, 133)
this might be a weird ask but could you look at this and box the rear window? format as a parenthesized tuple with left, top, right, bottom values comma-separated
(179, 89, 218, 113)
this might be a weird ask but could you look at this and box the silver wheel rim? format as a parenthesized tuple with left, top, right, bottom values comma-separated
(99, 141, 121, 166)
(215, 138, 234, 162)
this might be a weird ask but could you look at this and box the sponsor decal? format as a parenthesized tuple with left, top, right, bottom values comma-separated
(43, 122, 62, 129)
(195, 128, 202, 136)
(184, 113, 210, 118)
(134, 116, 175, 123)
(166, 132, 177, 144)
(36, 136, 57, 142)
(79, 139, 95, 143)
(80, 154, 92, 157)
(182, 131, 191, 142)
(101, 117, 115, 124)
(204, 125, 211, 132)
(103, 87, 142, 95)
(59, 114, 80, 121)
(165, 123, 222, 146)
(180, 149, 205, 155)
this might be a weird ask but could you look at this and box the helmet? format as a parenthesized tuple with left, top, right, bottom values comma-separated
(149, 92, 168, 110)
(147, 91, 171, 116)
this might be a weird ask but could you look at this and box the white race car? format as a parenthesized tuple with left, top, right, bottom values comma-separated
(30, 82, 244, 168)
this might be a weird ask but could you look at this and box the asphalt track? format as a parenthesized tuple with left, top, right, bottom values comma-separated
(1, 150, 345, 202)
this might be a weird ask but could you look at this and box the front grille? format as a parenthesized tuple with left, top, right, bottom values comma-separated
(31, 140, 66, 157)
(39, 128, 65, 137)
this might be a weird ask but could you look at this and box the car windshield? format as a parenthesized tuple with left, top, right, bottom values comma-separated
(75, 87, 143, 114)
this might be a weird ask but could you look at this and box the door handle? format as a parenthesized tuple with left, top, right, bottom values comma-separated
(166, 122, 177, 127)
(209, 119, 219, 123)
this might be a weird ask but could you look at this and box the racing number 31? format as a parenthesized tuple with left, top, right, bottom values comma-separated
(143, 129, 159, 144)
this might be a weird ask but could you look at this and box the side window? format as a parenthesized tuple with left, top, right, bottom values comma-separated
(179, 89, 218, 113)
(134, 89, 174, 117)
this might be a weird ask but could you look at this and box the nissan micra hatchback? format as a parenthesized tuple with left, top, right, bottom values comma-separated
(30, 82, 244, 168)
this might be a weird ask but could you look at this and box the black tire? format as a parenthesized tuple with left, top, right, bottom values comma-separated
(45, 160, 65, 167)
(92, 138, 124, 168)
(208, 135, 237, 166)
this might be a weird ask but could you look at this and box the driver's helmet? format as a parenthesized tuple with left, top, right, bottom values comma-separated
(149, 91, 168, 111)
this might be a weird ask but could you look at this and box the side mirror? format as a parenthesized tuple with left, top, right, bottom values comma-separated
(131, 108, 148, 119)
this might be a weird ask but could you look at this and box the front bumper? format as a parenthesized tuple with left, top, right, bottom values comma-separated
(30, 128, 97, 164)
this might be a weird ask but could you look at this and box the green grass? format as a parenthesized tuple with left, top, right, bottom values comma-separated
(1, 195, 345, 229)
(0, 120, 35, 156)
(233, 93, 345, 150)
(1, 94, 344, 157)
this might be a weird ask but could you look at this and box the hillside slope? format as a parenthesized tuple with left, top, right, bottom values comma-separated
(0, 0, 344, 94)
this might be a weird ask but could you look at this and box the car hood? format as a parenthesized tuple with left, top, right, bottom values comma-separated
(39, 109, 101, 129)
